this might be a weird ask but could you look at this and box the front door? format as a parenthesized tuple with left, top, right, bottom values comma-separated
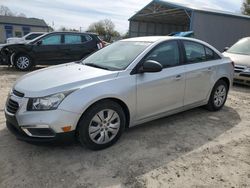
(32, 34, 63, 64)
(136, 41, 186, 121)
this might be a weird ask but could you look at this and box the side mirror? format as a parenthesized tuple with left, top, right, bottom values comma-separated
(139, 60, 163, 73)
(36, 40, 42, 46)
(224, 47, 229, 52)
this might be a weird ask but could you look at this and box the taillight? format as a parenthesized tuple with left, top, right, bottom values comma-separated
(97, 41, 104, 49)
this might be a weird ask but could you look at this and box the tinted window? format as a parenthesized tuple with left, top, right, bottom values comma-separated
(183, 41, 206, 63)
(205, 47, 221, 61)
(64, 34, 81, 44)
(25, 34, 43, 40)
(145, 41, 180, 68)
(42, 35, 61, 45)
(82, 35, 92, 42)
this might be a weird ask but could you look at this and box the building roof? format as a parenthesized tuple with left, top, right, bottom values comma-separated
(130, 0, 250, 21)
(0, 15, 48, 27)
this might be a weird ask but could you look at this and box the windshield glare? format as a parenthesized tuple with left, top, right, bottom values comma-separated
(81, 41, 152, 70)
(228, 38, 250, 55)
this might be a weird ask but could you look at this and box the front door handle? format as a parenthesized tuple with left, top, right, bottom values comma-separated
(174, 75, 182, 80)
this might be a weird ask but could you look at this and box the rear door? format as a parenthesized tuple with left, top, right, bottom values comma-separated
(32, 34, 63, 64)
(61, 34, 97, 62)
(182, 40, 220, 105)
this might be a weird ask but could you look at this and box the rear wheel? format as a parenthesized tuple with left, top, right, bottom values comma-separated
(205, 80, 229, 111)
(14, 54, 33, 71)
(77, 100, 126, 150)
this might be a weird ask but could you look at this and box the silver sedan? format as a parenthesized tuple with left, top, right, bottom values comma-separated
(5, 36, 234, 150)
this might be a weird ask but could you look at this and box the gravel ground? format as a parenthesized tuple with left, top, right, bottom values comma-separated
(0, 66, 250, 188)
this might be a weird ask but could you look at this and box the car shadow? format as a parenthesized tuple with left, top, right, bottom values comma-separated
(0, 105, 240, 187)
(233, 83, 250, 92)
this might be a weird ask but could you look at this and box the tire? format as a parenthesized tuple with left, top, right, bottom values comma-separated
(205, 80, 229, 111)
(77, 100, 126, 150)
(14, 54, 33, 71)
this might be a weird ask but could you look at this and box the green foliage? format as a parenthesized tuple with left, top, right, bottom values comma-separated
(87, 19, 120, 42)
(242, 0, 250, 15)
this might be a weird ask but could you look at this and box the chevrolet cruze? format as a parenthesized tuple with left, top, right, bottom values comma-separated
(5, 36, 234, 150)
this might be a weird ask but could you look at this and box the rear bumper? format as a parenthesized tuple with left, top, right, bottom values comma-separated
(5, 112, 76, 143)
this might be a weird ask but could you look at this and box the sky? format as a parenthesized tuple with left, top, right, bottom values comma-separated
(0, 0, 243, 34)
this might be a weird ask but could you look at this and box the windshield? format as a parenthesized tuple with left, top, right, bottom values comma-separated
(81, 41, 152, 70)
(227, 38, 250, 55)
(28, 33, 47, 44)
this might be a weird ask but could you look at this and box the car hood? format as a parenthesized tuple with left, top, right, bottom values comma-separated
(0, 43, 27, 50)
(14, 63, 119, 97)
(223, 52, 250, 67)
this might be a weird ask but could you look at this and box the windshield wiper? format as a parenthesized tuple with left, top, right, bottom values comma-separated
(84, 63, 110, 70)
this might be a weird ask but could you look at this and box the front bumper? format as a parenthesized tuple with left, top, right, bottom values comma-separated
(5, 112, 76, 143)
(234, 72, 250, 86)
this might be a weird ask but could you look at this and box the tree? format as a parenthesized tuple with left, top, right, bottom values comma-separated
(87, 19, 120, 42)
(57, 26, 78, 32)
(242, 0, 250, 15)
(0, 5, 26, 17)
(0, 5, 14, 16)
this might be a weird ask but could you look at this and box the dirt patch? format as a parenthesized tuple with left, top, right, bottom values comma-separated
(0, 66, 249, 188)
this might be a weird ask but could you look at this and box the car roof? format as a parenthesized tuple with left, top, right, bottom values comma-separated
(122, 36, 172, 42)
(48, 31, 98, 35)
(122, 36, 222, 57)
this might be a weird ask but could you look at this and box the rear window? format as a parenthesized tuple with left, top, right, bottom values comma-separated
(82, 35, 92, 42)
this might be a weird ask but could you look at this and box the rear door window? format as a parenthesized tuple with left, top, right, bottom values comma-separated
(183, 41, 206, 63)
(64, 34, 82, 44)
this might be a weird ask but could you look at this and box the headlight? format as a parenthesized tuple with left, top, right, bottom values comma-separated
(27, 91, 73, 111)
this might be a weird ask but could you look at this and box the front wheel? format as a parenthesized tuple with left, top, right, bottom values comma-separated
(14, 54, 33, 71)
(77, 100, 126, 150)
(205, 80, 229, 111)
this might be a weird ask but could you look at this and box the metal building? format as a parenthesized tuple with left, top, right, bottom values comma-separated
(129, 0, 250, 51)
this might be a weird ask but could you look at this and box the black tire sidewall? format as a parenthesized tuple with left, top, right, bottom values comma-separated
(14, 54, 33, 71)
(77, 100, 126, 150)
(207, 80, 228, 111)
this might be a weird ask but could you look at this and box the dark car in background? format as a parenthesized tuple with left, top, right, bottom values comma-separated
(0, 32, 104, 71)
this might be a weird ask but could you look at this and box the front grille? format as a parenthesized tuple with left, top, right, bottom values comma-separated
(6, 98, 19, 114)
(240, 73, 250, 78)
(234, 69, 243, 73)
(234, 65, 247, 73)
(13, 89, 24, 97)
(234, 78, 244, 83)
(26, 128, 56, 137)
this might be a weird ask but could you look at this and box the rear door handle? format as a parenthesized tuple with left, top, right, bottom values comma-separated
(207, 67, 212, 72)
